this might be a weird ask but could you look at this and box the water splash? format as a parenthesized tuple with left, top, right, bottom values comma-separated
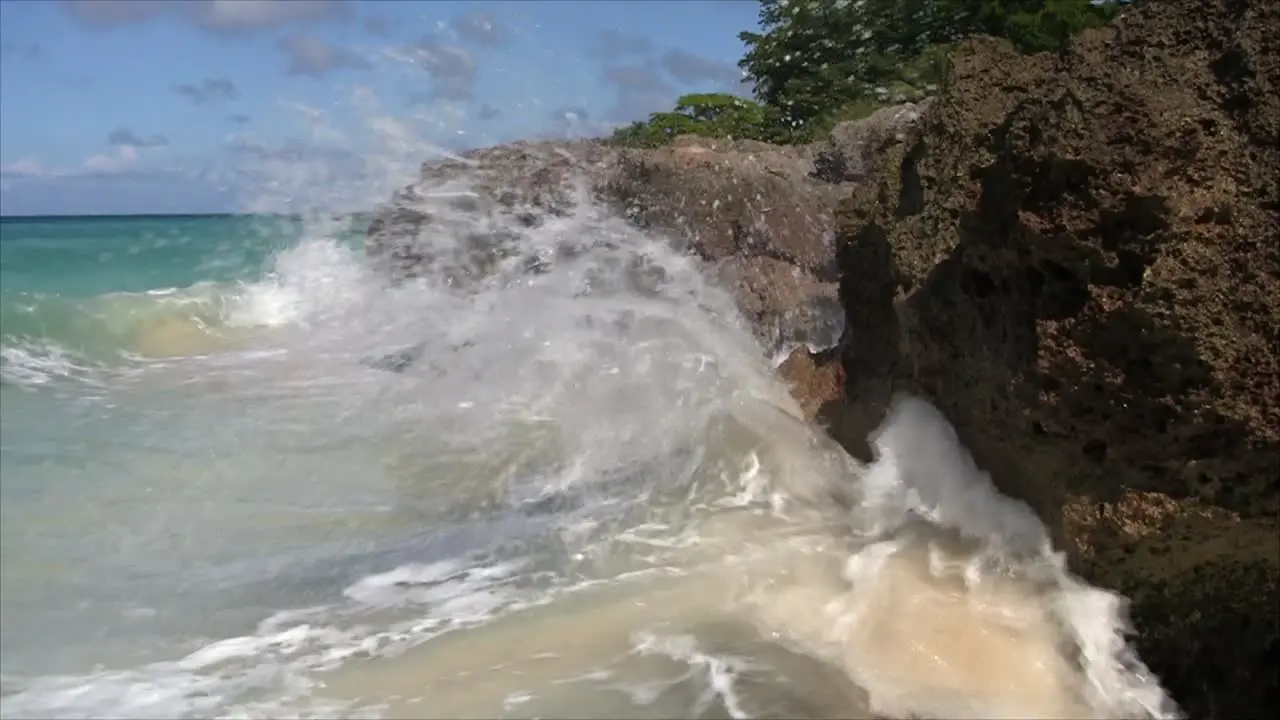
(0, 80, 1179, 720)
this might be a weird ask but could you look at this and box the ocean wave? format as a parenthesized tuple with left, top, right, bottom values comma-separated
(0, 234, 376, 388)
(0, 111, 1178, 719)
(0, 395, 1179, 720)
(0, 554, 539, 720)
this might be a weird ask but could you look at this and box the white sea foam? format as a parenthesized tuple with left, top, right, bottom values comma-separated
(0, 555, 543, 720)
(0, 342, 104, 388)
(0, 75, 1181, 720)
(226, 237, 375, 330)
(0, 392, 1181, 719)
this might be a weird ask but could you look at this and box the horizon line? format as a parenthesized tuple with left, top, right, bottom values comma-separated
(0, 211, 375, 220)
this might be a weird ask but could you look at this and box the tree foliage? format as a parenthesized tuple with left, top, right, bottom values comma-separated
(611, 0, 1127, 148)
(740, 0, 1125, 130)
(608, 93, 785, 148)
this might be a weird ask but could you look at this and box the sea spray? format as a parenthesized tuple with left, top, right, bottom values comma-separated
(1, 78, 1179, 720)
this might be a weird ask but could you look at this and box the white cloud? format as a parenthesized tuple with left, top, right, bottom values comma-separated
(62, 0, 353, 35)
(80, 155, 117, 172)
(82, 145, 138, 173)
(278, 99, 326, 123)
(1, 143, 174, 183)
(1, 158, 48, 177)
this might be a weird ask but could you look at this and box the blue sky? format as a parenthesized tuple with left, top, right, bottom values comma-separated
(0, 0, 761, 215)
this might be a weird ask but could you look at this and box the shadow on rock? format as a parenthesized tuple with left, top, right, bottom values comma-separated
(830, 1, 1279, 717)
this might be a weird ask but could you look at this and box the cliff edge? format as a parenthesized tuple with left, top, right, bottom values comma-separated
(832, 0, 1278, 716)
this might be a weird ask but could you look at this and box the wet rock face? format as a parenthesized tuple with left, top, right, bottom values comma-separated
(602, 137, 850, 369)
(365, 107, 927, 408)
(364, 141, 616, 286)
(833, 1, 1278, 716)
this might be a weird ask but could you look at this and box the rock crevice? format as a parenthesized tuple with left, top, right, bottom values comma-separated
(829, 1, 1278, 716)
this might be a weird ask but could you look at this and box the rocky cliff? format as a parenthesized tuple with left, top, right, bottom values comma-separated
(365, 104, 927, 411)
(831, 0, 1278, 716)
(366, 0, 1277, 714)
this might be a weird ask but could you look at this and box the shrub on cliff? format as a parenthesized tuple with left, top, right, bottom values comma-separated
(607, 93, 787, 148)
(614, 0, 1129, 149)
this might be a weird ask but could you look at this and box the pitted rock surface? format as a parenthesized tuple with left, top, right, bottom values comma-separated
(831, 1, 1278, 716)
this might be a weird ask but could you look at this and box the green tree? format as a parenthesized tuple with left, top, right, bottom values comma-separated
(737, 0, 870, 133)
(738, 0, 1125, 133)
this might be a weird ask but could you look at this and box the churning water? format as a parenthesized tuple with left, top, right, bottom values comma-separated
(0, 93, 1180, 720)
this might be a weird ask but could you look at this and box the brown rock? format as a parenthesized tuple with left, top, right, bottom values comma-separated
(831, 0, 1279, 716)
(365, 107, 927, 416)
(605, 136, 838, 278)
(602, 136, 851, 367)
(813, 102, 933, 184)
(364, 140, 615, 283)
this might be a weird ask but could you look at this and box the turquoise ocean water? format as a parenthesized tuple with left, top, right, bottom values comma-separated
(1, 214, 349, 661)
(0, 209, 1179, 719)
(0, 215, 336, 365)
